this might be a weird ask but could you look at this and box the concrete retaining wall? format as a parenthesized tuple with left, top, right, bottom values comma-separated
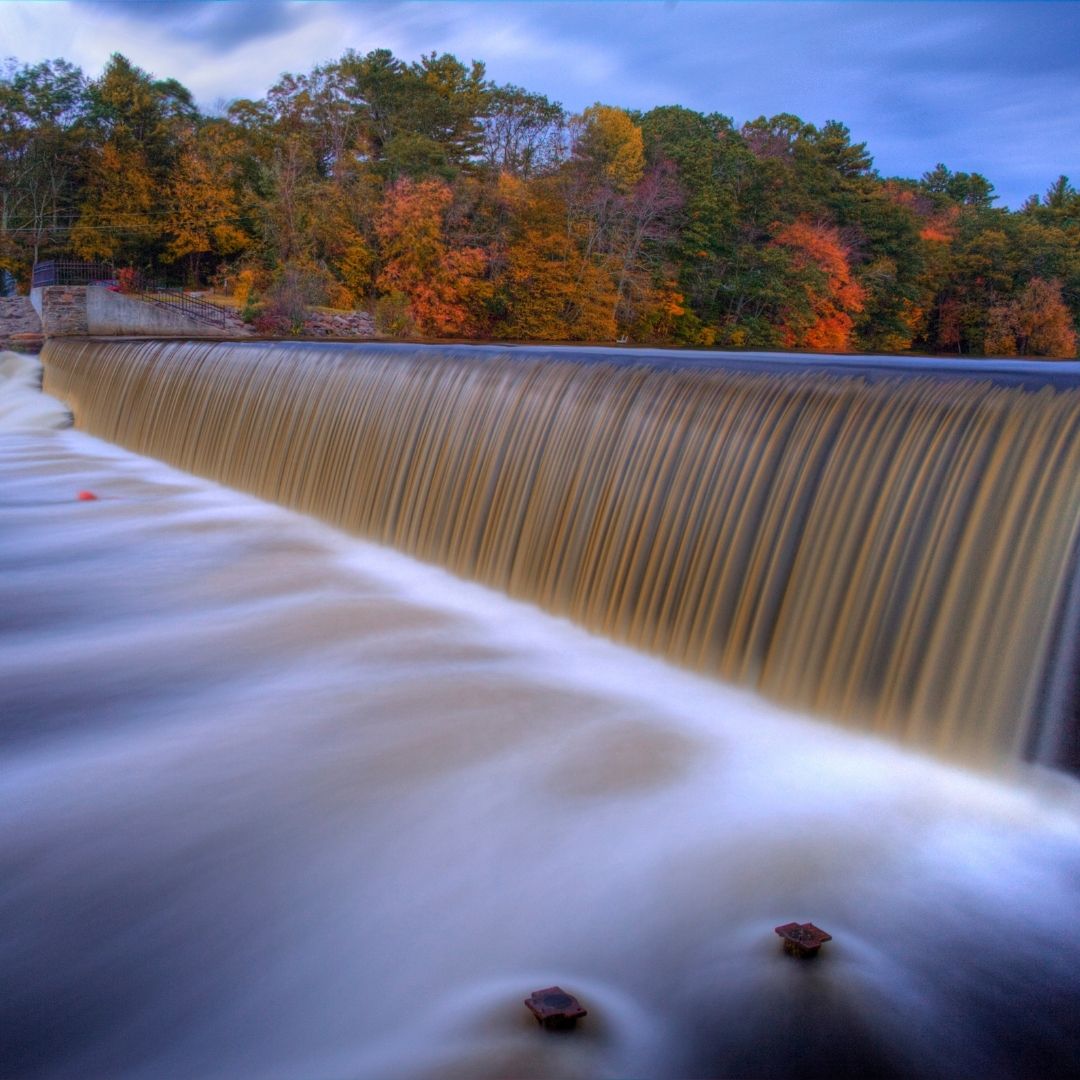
(30, 285, 233, 338)
(85, 288, 233, 337)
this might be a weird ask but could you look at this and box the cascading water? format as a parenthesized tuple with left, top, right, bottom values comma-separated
(4, 344, 1080, 1080)
(42, 338, 1080, 766)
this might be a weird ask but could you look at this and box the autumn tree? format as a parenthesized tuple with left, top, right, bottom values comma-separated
(482, 85, 565, 179)
(375, 177, 489, 335)
(1019, 178, 1080, 331)
(771, 220, 865, 351)
(256, 133, 322, 266)
(984, 278, 1077, 357)
(602, 159, 683, 331)
(263, 64, 362, 183)
(231, 64, 382, 306)
(70, 141, 157, 261)
(0, 58, 89, 275)
(560, 105, 683, 335)
(72, 54, 198, 264)
(493, 173, 617, 341)
(162, 125, 248, 280)
(929, 224, 1011, 354)
(571, 104, 644, 193)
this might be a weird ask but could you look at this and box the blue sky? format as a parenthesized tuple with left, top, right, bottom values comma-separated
(2, 1, 1077, 206)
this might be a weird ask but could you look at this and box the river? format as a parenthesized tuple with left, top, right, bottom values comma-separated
(3, 349, 1080, 1078)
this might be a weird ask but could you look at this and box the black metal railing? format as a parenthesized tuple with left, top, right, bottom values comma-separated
(134, 284, 235, 329)
(31, 259, 236, 330)
(31, 259, 115, 288)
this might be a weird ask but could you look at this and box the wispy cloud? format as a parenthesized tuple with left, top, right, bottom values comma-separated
(4, 1, 1077, 205)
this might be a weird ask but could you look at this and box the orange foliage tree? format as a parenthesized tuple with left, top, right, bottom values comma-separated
(629, 279, 686, 341)
(772, 220, 865, 351)
(375, 177, 489, 336)
(984, 278, 1077, 358)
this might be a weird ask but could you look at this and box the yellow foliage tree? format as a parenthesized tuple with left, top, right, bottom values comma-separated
(573, 105, 645, 193)
(334, 230, 375, 302)
(497, 181, 618, 341)
(163, 142, 247, 274)
(71, 142, 159, 261)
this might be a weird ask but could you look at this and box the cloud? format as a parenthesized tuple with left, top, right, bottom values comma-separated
(75, 0, 309, 51)
(3, 1, 1077, 205)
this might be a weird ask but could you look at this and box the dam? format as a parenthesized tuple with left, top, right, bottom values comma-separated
(40, 338, 1080, 767)
(3, 340, 1080, 1078)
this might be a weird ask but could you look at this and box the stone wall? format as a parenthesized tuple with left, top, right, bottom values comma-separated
(0, 296, 45, 349)
(23, 284, 374, 341)
(30, 286, 89, 336)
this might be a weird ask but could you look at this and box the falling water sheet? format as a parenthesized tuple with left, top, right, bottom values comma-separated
(43, 339, 1080, 764)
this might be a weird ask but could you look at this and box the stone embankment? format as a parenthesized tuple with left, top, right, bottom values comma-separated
(207, 306, 251, 336)
(0, 297, 44, 350)
(302, 310, 376, 338)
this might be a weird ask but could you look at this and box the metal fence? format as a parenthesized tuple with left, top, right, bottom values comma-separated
(31, 259, 116, 288)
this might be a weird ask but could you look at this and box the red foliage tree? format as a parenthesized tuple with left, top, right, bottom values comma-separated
(772, 220, 866, 351)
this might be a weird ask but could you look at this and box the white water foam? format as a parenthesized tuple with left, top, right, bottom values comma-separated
(0, 351, 71, 433)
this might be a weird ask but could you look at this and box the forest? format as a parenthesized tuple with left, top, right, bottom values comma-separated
(1, 50, 1077, 356)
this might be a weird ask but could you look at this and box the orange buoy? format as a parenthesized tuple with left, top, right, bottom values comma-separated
(76, 491, 99, 501)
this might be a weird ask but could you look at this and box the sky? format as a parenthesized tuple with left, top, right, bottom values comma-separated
(2, 0, 1078, 207)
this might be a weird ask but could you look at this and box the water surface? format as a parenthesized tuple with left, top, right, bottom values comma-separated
(3, 355, 1080, 1078)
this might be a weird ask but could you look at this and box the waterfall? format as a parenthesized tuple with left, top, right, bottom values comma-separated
(42, 338, 1080, 766)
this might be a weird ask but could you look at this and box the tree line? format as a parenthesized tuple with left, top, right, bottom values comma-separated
(2, 51, 1077, 355)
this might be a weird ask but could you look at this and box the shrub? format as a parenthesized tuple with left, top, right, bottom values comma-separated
(232, 268, 259, 308)
(373, 293, 416, 337)
(325, 281, 355, 311)
(115, 267, 140, 294)
(256, 264, 328, 335)
(252, 309, 293, 336)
